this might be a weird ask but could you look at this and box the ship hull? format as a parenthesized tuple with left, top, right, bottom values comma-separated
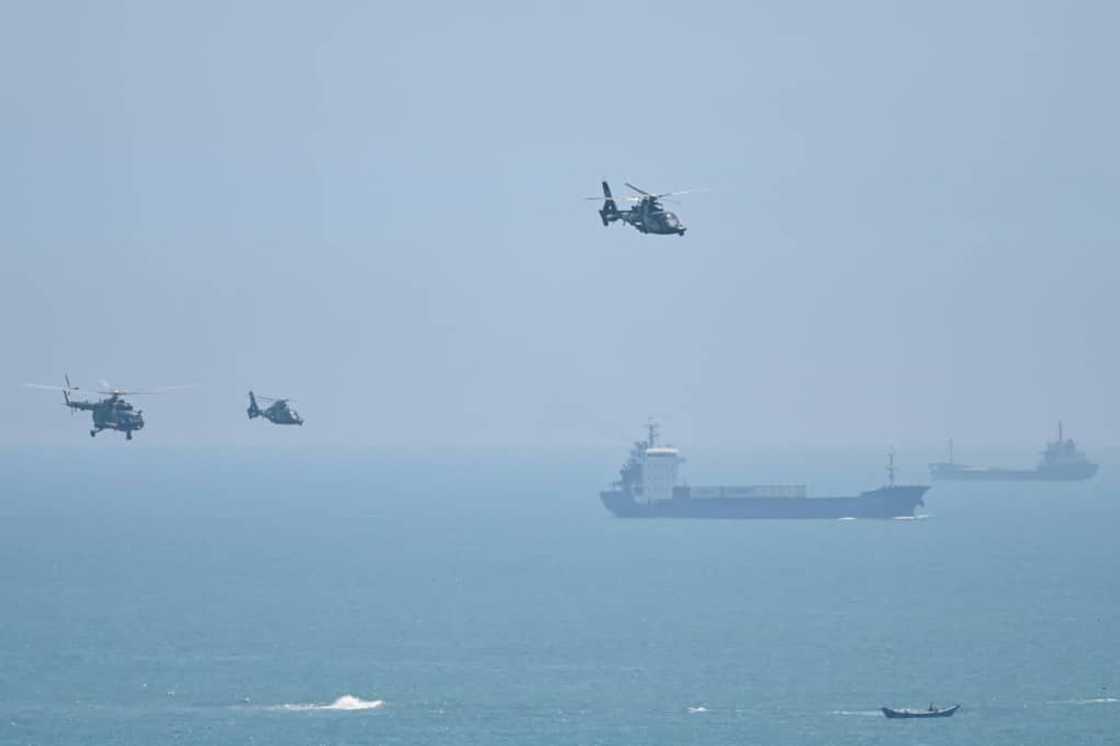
(929, 463, 1098, 482)
(882, 704, 959, 719)
(600, 486, 928, 520)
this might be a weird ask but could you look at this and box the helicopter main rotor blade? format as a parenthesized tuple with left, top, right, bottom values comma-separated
(624, 182, 653, 196)
(24, 383, 79, 391)
(654, 188, 708, 199)
(95, 384, 197, 396)
(583, 195, 641, 202)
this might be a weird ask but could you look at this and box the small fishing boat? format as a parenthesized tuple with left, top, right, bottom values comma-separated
(881, 704, 960, 719)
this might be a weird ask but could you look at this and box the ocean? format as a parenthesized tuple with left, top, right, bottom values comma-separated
(1, 446, 1116, 744)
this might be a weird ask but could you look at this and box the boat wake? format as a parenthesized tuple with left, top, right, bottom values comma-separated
(1051, 697, 1118, 706)
(830, 709, 880, 716)
(894, 513, 931, 521)
(273, 695, 385, 712)
(687, 705, 708, 714)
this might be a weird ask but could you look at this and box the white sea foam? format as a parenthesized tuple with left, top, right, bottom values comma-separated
(275, 695, 385, 712)
(1052, 697, 1118, 705)
(836, 516, 857, 521)
(687, 705, 708, 714)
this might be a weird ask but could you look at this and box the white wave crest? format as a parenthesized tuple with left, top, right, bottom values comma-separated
(276, 695, 385, 712)
(687, 705, 708, 714)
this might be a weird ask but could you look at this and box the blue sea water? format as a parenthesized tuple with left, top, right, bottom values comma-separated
(1, 447, 1117, 745)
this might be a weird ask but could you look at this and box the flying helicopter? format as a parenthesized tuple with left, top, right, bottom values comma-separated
(25, 376, 189, 440)
(586, 181, 699, 236)
(247, 391, 303, 426)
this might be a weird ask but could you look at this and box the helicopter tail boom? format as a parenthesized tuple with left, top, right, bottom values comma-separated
(247, 391, 261, 419)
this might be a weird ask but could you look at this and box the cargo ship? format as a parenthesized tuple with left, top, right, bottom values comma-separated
(600, 425, 928, 519)
(929, 423, 1099, 482)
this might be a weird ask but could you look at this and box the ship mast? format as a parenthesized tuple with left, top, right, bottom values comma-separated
(887, 448, 896, 487)
(646, 420, 659, 448)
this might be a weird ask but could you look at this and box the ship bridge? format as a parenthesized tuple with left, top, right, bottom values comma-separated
(642, 446, 680, 503)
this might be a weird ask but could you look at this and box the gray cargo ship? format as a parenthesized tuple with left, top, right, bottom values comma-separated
(600, 425, 928, 519)
(929, 423, 1099, 482)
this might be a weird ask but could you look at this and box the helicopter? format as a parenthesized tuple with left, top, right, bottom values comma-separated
(587, 181, 699, 236)
(25, 376, 188, 440)
(247, 391, 303, 426)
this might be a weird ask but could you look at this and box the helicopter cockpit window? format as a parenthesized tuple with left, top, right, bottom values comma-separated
(665, 213, 679, 227)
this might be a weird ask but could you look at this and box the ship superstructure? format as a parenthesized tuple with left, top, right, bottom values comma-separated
(600, 425, 928, 519)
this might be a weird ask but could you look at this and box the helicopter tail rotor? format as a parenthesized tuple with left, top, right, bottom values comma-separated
(599, 180, 619, 226)
(247, 391, 261, 419)
(25, 375, 80, 409)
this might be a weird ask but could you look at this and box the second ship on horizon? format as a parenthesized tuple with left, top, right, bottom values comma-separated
(929, 422, 1098, 482)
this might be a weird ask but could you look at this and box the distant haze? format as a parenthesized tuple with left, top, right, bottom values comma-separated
(2, 1, 1117, 448)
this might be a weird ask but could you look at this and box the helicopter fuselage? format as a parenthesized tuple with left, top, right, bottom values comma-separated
(620, 199, 685, 235)
(70, 395, 145, 440)
(261, 402, 303, 425)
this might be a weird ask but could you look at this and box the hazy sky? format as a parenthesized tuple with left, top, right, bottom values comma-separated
(2, 1, 1117, 449)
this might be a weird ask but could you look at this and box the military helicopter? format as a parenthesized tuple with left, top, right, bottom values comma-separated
(587, 181, 699, 236)
(247, 391, 303, 426)
(25, 376, 188, 440)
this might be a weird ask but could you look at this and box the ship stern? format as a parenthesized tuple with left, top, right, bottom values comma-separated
(600, 489, 644, 517)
